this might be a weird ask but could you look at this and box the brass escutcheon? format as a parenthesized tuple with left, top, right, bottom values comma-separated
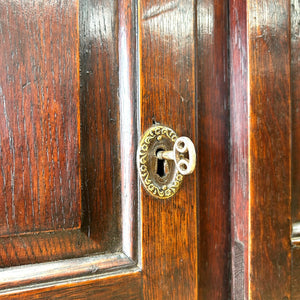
(137, 125, 196, 199)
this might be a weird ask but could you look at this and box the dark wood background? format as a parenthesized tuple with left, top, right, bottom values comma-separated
(0, 0, 299, 299)
(197, 1, 231, 299)
(0, 0, 81, 237)
(230, 0, 293, 299)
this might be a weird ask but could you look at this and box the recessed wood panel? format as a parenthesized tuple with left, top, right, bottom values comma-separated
(0, 0, 127, 269)
(0, 0, 80, 236)
(0, 230, 101, 267)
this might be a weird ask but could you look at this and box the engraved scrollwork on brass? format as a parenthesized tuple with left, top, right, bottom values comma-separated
(137, 125, 197, 199)
(137, 125, 184, 199)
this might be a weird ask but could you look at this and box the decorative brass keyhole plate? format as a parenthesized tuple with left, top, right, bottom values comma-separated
(137, 125, 195, 199)
(137, 125, 183, 199)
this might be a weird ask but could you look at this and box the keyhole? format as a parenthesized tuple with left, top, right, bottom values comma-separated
(156, 148, 166, 178)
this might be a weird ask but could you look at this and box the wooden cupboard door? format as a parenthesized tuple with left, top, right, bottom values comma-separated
(0, 0, 232, 299)
(0, 0, 141, 298)
(229, 0, 300, 299)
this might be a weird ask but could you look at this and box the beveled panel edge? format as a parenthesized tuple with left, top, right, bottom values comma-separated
(118, 0, 139, 263)
(0, 252, 138, 293)
(0, 269, 142, 300)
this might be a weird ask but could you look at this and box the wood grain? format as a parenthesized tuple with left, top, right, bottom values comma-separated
(292, 0, 300, 223)
(0, 0, 142, 297)
(0, 0, 80, 236)
(293, 246, 300, 300)
(230, 0, 292, 299)
(292, 0, 300, 298)
(80, 0, 121, 246)
(197, 1, 231, 299)
(0, 0, 130, 269)
(229, 0, 249, 299)
(139, 0, 198, 298)
(248, 1, 291, 298)
(0, 230, 103, 267)
(0, 271, 142, 300)
(0, 252, 133, 290)
(118, 0, 139, 261)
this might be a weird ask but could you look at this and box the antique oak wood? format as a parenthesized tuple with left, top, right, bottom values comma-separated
(80, 0, 122, 247)
(0, 0, 98, 270)
(292, 0, 300, 299)
(0, 0, 81, 236)
(139, 0, 198, 298)
(197, 1, 230, 299)
(118, 0, 139, 261)
(0, 0, 206, 298)
(292, 0, 300, 225)
(2, 0, 298, 298)
(248, 1, 291, 296)
(0, 0, 140, 297)
(230, 0, 292, 299)
(229, 0, 249, 298)
(1, 271, 142, 299)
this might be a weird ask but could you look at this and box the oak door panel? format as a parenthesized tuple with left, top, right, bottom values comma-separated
(0, 0, 219, 298)
(139, 0, 198, 298)
(0, 0, 126, 273)
(0, 0, 80, 237)
(0, 0, 138, 294)
(230, 0, 292, 299)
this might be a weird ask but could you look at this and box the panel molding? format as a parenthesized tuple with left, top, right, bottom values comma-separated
(0, 252, 137, 292)
(0, 266, 142, 299)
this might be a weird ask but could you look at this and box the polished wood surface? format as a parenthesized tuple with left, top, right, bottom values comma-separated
(292, 0, 300, 299)
(0, 0, 141, 296)
(2, 0, 297, 298)
(292, 0, 300, 224)
(293, 247, 300, 300)
(229, 0, 249, 298)
(118, 0, 139, 261)
(0, 0, 202, 296)
(0, 0, 80, 236)
(139, 0, 198, 298)
(0, 271, 142, 300)
(248, 1, 291, 298)
(0, 252, 133, 290)
(80, 0, 121, 246)
(0, 0, 94, 270)
(0, 0, 142, 296)
(197, 1, 230, 299)
(0, 0, 127, 271)
(230, 0, 292, 299)
(0, 230, 100, 268)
